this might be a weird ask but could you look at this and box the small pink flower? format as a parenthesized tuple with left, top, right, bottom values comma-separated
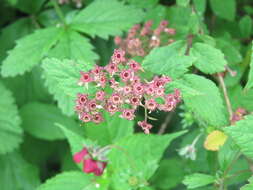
(132, 76, 141, 84)
(138, 121, 153, 134)
(164, 28, 176, 35)
(121, 109, 135, 120)
(93, 161, 107, 176)
(106, 103, 118, 115)
(80, 71, 93, 83)
(160, 20, 168, 28)
(83, 159, 97, 173)
(114, 36, 121, 45)
(98, 74, 107, 88)
(155, 88, 165, 97)
(88, 100, 97, 111)
(73, 148, 89, 163)
(105, 62, 118, 75)
(122, 86, 132, 94)
(145, 84, 156, 96)
(145, 98, 157, 111)
(80, 112, 92, 122)
(91, 65, 103, 76)
(76, 93, 88, 105)
(112, 49, 126, 64)
(133, 83, 144, 95)
(120, 69, 133, 82)
(130, 96, 141, 106)
(95, 91, 106, 101)
(128, 60, 141, 72)
(109, 93, 122, 105)
(92, 113, 104, 124)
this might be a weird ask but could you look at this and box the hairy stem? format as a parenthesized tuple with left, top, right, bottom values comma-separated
(52, 0, 66, 26)
(217, 73, 233, 120)
(158, 112, 174, 135)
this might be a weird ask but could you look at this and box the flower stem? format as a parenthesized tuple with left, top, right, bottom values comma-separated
(52, 0, 66, 26)
(217, 73, 233, 121)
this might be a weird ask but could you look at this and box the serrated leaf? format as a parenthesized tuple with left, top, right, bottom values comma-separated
(57, 123, 94, 155)
(204, 130, 227, 151)
(245, 43, 253, 90)
(71, 0, 144, 39)
(241, 177, 253, 190)
(0, 82, 23, 154)
(224, 115, 253, 159)
(49, 29, 98, 64)
(0, 18, 34, 63)
(209, 0, 236, 21)
(84, 112, 134, 146)
(0, 152, 40, 190)
(1, 27, 63, 77)
(181, 74, 228, 127)
(239, 15, 252, 38)
(108, 131, 187, 190)
(183, 173, 215, 189)
(37, 171, 96, 190)
(191, 42, 227, 74)
(176, 0, 190, 7)
(215, 38, 242, 64)
(143, 41, 195, 79)
(20, 102, 82, 141)
(42, 58, 94, 115)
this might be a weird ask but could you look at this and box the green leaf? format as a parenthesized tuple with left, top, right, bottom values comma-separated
(0, 18, 34, 63)
(183, 173, 215, 189)
(176, 0, 190, 7)
(37, 171, 96, 190)
(71, 0, 144, 39)
(49, 29, 98, 64)
(150, 158, 184, 189)
(1, 27, 63, 77)
(42, 58, 94, 115)
(245, 43, 253, 90)
(215, 38, 242, 64)
(209, 0, 236, 21)
(57, 123, 94, 155)
(0, 82, 23, 154)
(84, 112, 134, 146)
(125, 0, 158, 9)
(241, 177, 253, 190)
(224, 115, 253, 159)
(15, 0, 46, 14)
(239, 15, 252, 38)
(108, 131, 187, 190)
(190, 42, 227, 74)
(0, 152, 40, 190)
(193, 0, 207, 15)
(143, 41, 195, 79)
(180, 74, 228, 127)
(20, 102, 82, 141)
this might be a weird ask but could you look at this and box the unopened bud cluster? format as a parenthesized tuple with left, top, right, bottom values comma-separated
(75, 49, 181, 134)
(114, 20, 176, 57)
(58, 0, 82, 8)
(231, 108, 247, 124)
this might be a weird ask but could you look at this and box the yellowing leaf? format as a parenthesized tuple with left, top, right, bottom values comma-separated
(204, 130, 227, 151)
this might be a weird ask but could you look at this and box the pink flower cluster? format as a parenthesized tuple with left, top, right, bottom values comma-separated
(114, 20, 176, 57)
(73, 147, 107, 176)
(75, 49, 181, 134)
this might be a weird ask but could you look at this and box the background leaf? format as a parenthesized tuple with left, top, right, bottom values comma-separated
(1, 27, 63, 77)
(245, 43, 253, 90)
(0, 152, 40, 190)
(20, 102, 82, 141)
(209, 0, 236, 21)
(0, 81, 23, 154)
(71, 0, 144, 39)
